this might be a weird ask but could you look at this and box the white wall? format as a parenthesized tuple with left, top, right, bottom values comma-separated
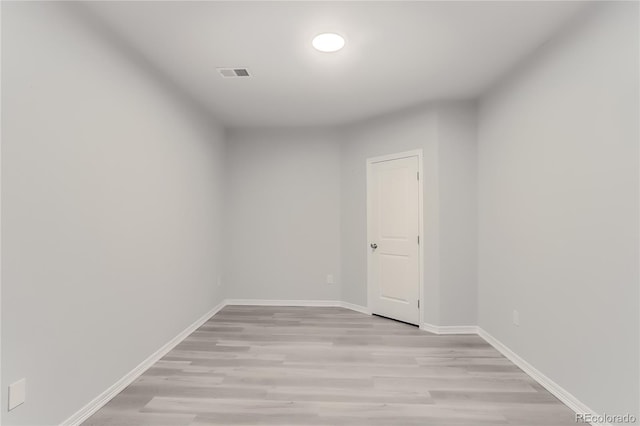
(340, 103, 477, 326)
(1, 3, 226, 425)
(225, 128, 341, 301)
(226, 105, 477, 328)
(478, 1, 638, 418)
(437, 105, 477, 326)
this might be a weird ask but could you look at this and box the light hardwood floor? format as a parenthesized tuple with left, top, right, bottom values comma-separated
(83, 306, 577, 426)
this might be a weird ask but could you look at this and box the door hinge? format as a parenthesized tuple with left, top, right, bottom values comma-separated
(418, 300, 420, 309)
(417, 171, 419, 180)
(417, 235, 420, 244)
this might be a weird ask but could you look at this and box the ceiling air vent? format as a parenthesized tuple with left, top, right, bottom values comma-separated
(217, 68, 251, 78)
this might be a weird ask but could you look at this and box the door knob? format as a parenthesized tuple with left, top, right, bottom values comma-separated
(370, 243, 378, 249)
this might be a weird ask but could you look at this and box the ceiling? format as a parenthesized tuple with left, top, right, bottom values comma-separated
(81, 1, 588, 127)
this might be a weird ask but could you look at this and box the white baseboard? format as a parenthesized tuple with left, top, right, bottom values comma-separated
(225, 299, 342, 307)
(477, 328, 606, 426)
(420, 322, 478, 335)
(339, 301, 371, 315)
(60, 301, 226, 426)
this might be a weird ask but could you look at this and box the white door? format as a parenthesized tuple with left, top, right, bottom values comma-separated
(367, 154, 421, 325)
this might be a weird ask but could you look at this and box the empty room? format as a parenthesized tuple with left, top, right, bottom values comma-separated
(1, 1, 638, 425)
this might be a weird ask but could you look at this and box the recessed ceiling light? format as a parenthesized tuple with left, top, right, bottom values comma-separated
(312, 33, 345, 53)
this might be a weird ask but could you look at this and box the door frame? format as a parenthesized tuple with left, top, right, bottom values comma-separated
(366, 149, 424, 326)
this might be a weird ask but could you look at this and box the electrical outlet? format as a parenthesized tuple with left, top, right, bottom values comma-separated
(513, 310, 520, 327)
(326, 274, 334, 285)
(8, 378, 26, 411)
